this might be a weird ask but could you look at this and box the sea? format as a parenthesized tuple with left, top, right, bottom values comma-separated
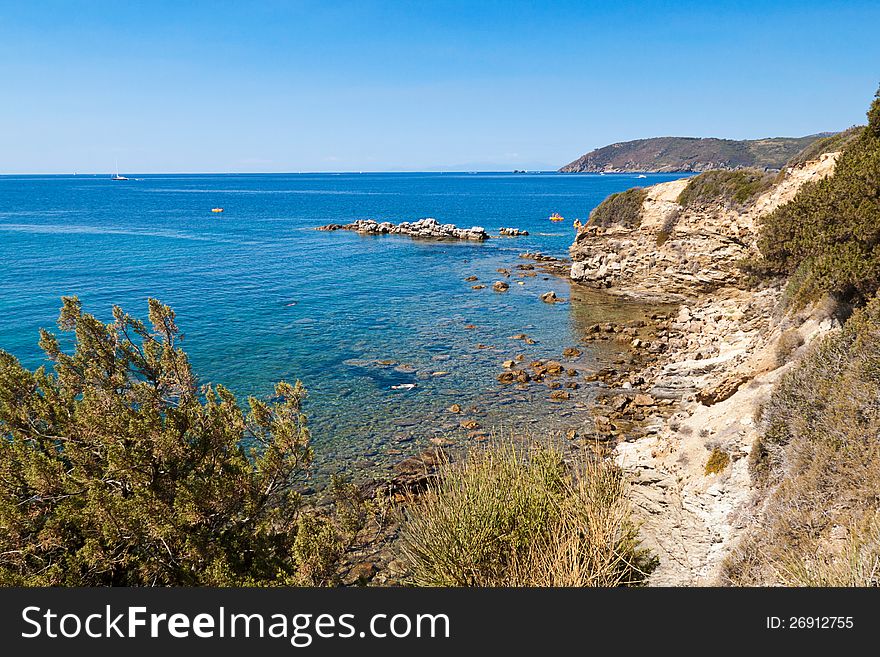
(0, 171, 687, 480)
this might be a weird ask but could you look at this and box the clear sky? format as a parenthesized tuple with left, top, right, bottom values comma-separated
(1, 0, 878, 173)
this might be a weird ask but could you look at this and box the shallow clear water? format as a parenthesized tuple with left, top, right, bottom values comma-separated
(0, 172, 686, 478)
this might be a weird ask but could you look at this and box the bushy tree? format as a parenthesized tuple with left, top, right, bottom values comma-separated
(0, 297, 338, 586)
(753, 88, 880, 305)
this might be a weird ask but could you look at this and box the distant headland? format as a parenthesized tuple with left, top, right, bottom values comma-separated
(558, 134, 833, 173)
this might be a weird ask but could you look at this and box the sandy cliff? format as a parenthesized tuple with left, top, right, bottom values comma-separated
(569, 152, 838, 303)
(570, 153, 842, 584)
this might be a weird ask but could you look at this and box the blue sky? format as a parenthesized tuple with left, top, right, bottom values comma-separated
(1, 0, 878, 173)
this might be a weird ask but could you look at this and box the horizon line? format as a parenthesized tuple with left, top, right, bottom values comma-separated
(0, 169, 700, 177)
(0, 169, 574, 177)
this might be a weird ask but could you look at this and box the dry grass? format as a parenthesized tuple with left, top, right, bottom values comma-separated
(398, 441, 655, 587)
(655, 208, 681, 247)
(777, 514, 880, 586)
(724, 297, 880, 586)
(774, 328, 805, 367)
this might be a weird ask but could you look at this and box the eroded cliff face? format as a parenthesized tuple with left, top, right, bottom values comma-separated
(569, 152, 839, 303)
(569, 153, 843, 585)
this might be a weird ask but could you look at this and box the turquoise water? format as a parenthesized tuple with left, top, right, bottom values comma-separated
(0, 172, 685, 478)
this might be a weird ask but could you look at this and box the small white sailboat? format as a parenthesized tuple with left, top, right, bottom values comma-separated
(111, 160, 128, 181)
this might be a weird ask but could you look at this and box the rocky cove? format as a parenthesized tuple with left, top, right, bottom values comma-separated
(336, 151, 847, 586)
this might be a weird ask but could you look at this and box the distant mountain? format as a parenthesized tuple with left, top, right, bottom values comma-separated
(558, 135, 830, 173)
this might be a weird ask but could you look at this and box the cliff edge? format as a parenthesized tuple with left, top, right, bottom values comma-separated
(570, 153, 842, 584)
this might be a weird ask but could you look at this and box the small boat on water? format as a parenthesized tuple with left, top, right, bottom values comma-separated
(111, 160, 128, 181)
(211, 208, 224, 213)
(549, 212, 565, 222)
(637, 174, 647, 178)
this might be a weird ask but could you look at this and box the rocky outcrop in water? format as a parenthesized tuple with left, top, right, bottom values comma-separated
(317, 217, 489, 241)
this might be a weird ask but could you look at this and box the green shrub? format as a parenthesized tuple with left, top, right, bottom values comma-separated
(785, 126, 864, 168)
(752, 88, 880, 306)
(677, 169, 776, 210)
(0, 297, 349, 586)
(725, 296, 880, 585)
(588, 187, 648, 229)
(398, 442, 655, 586)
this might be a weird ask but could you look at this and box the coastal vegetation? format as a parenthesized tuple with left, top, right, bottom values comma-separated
(0, 297, 366, 586)
(587, 187, 647, 229)
(567, 85, 880, 586)
(399, 442, 655, 586)
(723, 88, 880, 586)
(0, 297, 651, 588)
(725, 297, 880, 586)
(704, 448, 730, 476)
(784, 126, 863, 168)
(748, 89, 880, 307)
(676, 168, 776, 210)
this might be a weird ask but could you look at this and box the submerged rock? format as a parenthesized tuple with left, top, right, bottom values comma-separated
(389, 449, 445, 494)
(492, 280, 510, 292)
(498, 371, 518, 384)
(540, 291, 565, 303)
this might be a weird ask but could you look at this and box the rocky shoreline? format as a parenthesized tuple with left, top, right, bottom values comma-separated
(336, 251, 689, 586)
(336, 152, 846, 587)
(564, 152, 844, 585)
